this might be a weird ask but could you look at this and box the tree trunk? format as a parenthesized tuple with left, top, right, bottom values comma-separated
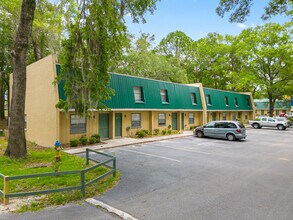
(268, 93, 275, 117)
(5, 0, 36, 158)
(0, 81, 5, 119)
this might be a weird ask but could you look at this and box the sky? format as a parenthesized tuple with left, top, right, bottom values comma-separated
(124, 0, 289, 44)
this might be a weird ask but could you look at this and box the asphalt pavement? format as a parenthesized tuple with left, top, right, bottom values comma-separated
(2, 127, 293, 220)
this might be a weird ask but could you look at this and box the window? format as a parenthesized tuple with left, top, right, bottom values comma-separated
(223, 112, 227, 120)
(245, 114, 248, 120)
(276, 110, 279, 115)
(188, 113, 194, 124)
(158, 113, 166, 126)
(190, 93, 197, 105)
(70, 115, 86, 134)
(261, 110, 264, 115)
(215, 122, 225, 128)
(247, 98, 250, 107)
(160, 89, 169, 103)
(131, 113, 141, 128)
(234, 98, 239, 107)
(205, 122, 215, 128)
(268, 118, 275, 122)
(225, 122, 237, 128)
(206, 94, 212, 105)
(224, 96, 229, 106)
(133, 86, 144, 102)
(261, 118, 267, 122)
(232, 112, 236, 121)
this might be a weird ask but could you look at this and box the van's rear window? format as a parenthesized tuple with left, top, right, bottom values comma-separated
(237, 122, 245, 128)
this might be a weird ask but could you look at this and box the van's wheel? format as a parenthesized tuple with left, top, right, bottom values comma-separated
(277, 124, 284, 130)
(227, 133, 236, 141)
(196, 131, 204, 138)
(252, 123, 260, 129)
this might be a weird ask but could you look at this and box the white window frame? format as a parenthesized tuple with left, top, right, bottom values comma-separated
(234, 98, 239, 107)
(131, 113, 141, 128)
(224, 96, 229, 106)
(160, 89, 169, 103)
(134, 86, 144, 102)
(206, 94, 212, 105)
(188, 113, 194, 124)
(70, 115, 86, 134)
(190, 93, 197, 105)
(158, 113, 166, 126)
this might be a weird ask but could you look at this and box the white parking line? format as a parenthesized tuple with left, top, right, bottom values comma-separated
(154, 145, 211, 155)
(120, 148, 181, 163)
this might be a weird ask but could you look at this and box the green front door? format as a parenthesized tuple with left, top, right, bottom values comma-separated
(99, 114, 109, 139)
(181, 113, 184, 129)
(115, 113, 122, 137)
(172, 113, 177, 130)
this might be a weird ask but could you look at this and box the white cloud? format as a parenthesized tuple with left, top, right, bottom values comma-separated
(237, 23, 248, 29)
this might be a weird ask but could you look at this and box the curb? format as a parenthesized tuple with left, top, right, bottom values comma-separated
(65, 134, 194, 154)
(86, 198, 139, 220)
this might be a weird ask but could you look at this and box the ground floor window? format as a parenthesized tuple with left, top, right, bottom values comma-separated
(158, 113, 166, 126)
(245, 114, 248, 120)
(276, 110, 279, 115)
(261, 110, 264, 115)
(222, 112, 226, 120)
(188, 113, 194, 124)
(131, 113, 141, 128)
(232, 112, 236, 121)
(70, 115, 86, 134)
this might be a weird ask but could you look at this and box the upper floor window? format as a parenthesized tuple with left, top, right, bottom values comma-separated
(160, 89, 169, 103)
(134, 86, 144, 102)
(206, 94, 212, 105)
(247, 98, 250, 107)
(234, 98, 239, 107)
(70, 115, 86, 134)
(190, 93, 197, 105)
(224, 96, 229, 106)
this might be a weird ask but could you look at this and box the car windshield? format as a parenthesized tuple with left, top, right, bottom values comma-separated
(237, 122, 245, 128)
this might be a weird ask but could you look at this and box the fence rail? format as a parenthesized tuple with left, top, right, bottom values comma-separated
(1, 148, 116, 205)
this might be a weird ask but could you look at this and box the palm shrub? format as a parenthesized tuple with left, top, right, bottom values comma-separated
(91, 134, 101, 143)
(70, 139, 79, 147)
(89, 137, 97, 144)
(79, 137, 88, 145)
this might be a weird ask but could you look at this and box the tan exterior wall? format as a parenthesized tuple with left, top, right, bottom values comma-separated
(206, 110, 253, 124)
(255, 108, 291, 117)
(11, 55, 59, 147)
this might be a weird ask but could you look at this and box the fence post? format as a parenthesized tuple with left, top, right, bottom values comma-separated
(113, 157, 116, 177)
(86, 148, 89, 165)
(3, 176, 9, 205)
(80, 171, 85, 197)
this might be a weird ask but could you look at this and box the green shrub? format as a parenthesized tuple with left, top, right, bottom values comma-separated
(154, 129, 160, 135)
(141, 129, 149, 135)
(70, 139, 79, 147)
(162, 130, 167, 135)
(88, 137, 97, 144)
(167, 130, 171, 135)
(136, 130, 146, 138)
(189, 126, 196, 130)
(167, 125, 172, 130)
(91, 134, 101, 143)
(79, 137, 88, 145)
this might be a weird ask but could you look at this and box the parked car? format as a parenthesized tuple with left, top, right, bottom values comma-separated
(249, 117, 289, 130)
(194, 121, 246, 141)
(275, 117, 292, 127)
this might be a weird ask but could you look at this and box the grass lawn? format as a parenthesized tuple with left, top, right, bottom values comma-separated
(0, 138, 120, 212)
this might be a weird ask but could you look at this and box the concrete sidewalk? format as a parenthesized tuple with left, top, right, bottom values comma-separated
(64, 131, 193, 154)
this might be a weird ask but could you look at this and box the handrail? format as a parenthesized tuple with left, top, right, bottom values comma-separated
(0, 148, 117, 205)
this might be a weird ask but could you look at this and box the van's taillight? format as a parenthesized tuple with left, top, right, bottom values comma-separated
(236, 129, 241, 133)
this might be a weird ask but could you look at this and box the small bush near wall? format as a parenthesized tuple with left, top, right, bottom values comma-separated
(154, 129, 160, 135)
(91, 134, 101, 143)
(190, 126, 196, 130)
(167, 130, 171, 135)
(136, 130, 146, 138)
(89, 137, 97, 144)
(162, 130, 167, 135)
(70, 139, 79, 147)
(79, 137, 88, 145)
(141, 129, 149, 135)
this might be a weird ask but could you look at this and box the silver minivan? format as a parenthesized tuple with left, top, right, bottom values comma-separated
(194, 121, 247, 141)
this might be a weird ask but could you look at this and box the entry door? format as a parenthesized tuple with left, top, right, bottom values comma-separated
(181, 113, 184, 130)
(99, 114, 109, 139)
(115, 113, 122, 137)
(172, 113, 177, 130)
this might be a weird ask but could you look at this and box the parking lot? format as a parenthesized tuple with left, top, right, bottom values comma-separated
(2, 128, 293, 220)
(93, 128, 293, 220)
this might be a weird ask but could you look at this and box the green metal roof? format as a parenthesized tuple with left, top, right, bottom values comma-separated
(104, 73, 203, 110)
(203, 88, 253, 111)
(254, 99, 291, 110)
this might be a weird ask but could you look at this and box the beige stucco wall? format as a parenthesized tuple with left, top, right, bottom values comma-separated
(23, 55, 59, 147)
